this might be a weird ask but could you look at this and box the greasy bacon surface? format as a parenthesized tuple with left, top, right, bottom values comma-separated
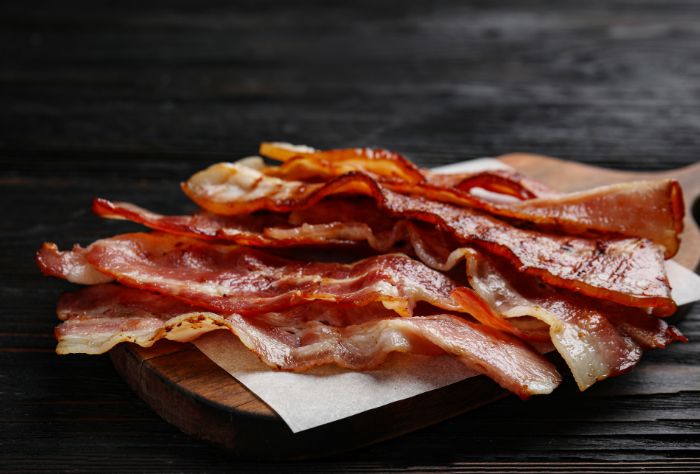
(56, 284, 562, 398)
(38, 233, 532, 339)
(182, 163, 675, 314)
(264, 147, 426, 184)
(256, 145, 683, 256)
(460, 248, 686, 389)
(392, 178, 683, 258)
(38, 233, 458, 316)
(93, 197, 429, 253)
(487, 180, 684, 258)
(258, 142, 553, 199)
(92, 198, 352, 247)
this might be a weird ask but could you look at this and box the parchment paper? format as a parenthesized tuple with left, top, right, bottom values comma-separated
(192, 159, 700, 433)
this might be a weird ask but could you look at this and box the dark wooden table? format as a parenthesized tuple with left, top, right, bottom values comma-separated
(3, 1, 700, 472)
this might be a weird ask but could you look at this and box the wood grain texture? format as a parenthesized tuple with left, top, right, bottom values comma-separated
(3, 0, 700, 471)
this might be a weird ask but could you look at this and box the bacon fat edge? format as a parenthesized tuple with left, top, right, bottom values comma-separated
(55, 284, 562, 398)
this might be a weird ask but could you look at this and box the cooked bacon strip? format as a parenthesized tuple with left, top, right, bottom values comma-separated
(259, 142, 318, 161)
(36, 242, 112, 284)
(264, 147, 425, 184)
(458, 248, 686, 390)
(37, 233, 536, 340)
(92, 198, 354, 247)
(424, 169, 557, 200)
(182, 164, 675, 314)
(259, 142, 551, 198)
(260, 143, 556, 200)
(55, 283, 225, 353)
(93, 197, 417, 252)
(257, 145, 683, 255)
(56, 284, 562, 398)
(391, 178, 683, 258)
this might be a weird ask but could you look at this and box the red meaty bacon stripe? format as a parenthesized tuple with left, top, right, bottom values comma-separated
(257, 144, 683, 257)
(36, 233, 536, 340)
(456, 248, 686, 390)
(93, 197, 467, 256)
(54, 284, 562, 399)
(181, 163, 676, 315)
(92, 198, 354, 247)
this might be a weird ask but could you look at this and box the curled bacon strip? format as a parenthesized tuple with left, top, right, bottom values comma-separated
(459, 248, 686, 390)
(392, 178, 683, 258)
(326, 219, 686, 390)
(257, 144, 683, 256)
(263, 146, 426, 184)
(92, 198, 325, 247)
(93, 197, 424, 251)
(56, 284, 562, 398)
(37, 233, 536, 340)
(259, 142, 550, 199)
(181, 164, 675, 314)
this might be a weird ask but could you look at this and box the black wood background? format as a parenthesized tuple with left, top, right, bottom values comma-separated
(2, 1, 700, 472)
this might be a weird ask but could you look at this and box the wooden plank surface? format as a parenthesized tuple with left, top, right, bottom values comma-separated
(3, 0, 700, 471)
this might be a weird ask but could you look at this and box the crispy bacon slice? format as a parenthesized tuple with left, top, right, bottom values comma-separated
(181, 164, 675, 314)
(184, 158, 556, 219)
(263, 147, 426, 184)
(392, 178, 683, 258)
(93, 197, 418, 251)
(458, 248, 686, 390)
(56, 284, 562, 398)
(37, 233, 535, 340)
(258, 142, 551, 198)
(256, 145, 683, 255)
(92, 198, 352, 247)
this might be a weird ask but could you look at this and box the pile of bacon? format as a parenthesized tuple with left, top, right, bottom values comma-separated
(37, 143, 688, 399)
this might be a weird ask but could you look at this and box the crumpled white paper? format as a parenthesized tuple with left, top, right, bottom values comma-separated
(192, 158, 700, 433)
(194, 335, 477, 433)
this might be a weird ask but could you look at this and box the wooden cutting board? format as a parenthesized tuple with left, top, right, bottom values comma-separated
(109, 154, 700, 460)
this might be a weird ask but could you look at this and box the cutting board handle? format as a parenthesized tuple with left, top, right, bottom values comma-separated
(664, 162, 700, 271)
(674, 161, 700, 225)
